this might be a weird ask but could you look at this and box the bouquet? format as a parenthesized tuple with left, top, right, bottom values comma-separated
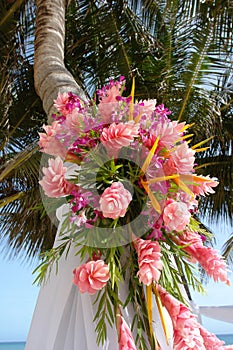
(38, 76, 231, 349)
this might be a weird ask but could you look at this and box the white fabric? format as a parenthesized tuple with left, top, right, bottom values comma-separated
(26, 202, 173, 349)
(199, 306, 233, 324)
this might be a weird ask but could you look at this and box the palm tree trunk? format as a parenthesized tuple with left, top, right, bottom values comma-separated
(34, 0, 86, 118)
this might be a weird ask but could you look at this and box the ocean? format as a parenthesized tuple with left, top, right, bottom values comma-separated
(0, 335, 232, 349)
(0, 343, 25, 350)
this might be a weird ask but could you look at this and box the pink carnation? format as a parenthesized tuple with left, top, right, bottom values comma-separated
(73, 260, 110, 294)
(134, 238, 163, 285)
(157, 286, 205, 350)
(39, 121, 67, 158)
(164, 142, 195, 175)
(118, 315, 137, 350)
(99, 182, 132, 219)
(39, 157, 76, 198)
(163, 200, 191, 232)
(100, 121, 139, 158)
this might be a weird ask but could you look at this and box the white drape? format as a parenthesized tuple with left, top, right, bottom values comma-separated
(25, 203, 173, 349)
(26, 161, 173, 349)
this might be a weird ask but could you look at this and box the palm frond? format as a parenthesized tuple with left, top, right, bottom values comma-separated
(222, 233, 233, 265)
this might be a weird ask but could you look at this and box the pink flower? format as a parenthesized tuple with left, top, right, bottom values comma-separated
(164, 142, 195, 175)
(98, 102, 119, 123)
(199, 325, 225, 349)
(157, 286, 206, 350)
(98, 79, 125, 123)
(39, 121, 67, 158)
(138, 99, 157, 115)
(99, 182, 132, 219)
(54, 92, 81, 115)
(63, 109, 81, 136)
(118, 315, 137, 350)
(73, 260, 110, 294)
(100, 121, 139, 158)
(39, 157, 76, 197)
(178, 232, 231, 285)
(153, 120, 186, 149)
(54, 92, 69, 114)
(192, 175, 219, 196)
(163, 200, 191, 232)
(176, 191, 198, 210)
(155, 104, 172, 118)
(134, 238, 163, 285)
(192, 246, 230, 285)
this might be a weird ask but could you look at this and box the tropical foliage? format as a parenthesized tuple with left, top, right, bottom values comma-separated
(0, 0, 232, 259)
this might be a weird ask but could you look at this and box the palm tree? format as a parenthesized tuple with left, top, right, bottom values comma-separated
(0, 0, 232, 259)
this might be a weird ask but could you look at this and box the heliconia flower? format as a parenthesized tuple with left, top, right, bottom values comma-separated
(157, 285, 206, 350)
(118, 315, 137, 350)
(39, 121, 67, 158)
(199, 324, 226, 349)
(54, 91, 81, 115)
(192, 175, 219, 197)
(73, 260, 110, 294)
(163, 200, 191, 232)
(134, 238, 163, 285)
(163, 142, 195, 174)
(99, 182, 132, 219)
(100, 121, 140, 158)
(178, 232, 231, 285)
(39, 157, 76, 198)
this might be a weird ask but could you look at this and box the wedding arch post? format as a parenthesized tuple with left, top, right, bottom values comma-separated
(34, 0, 87, 119)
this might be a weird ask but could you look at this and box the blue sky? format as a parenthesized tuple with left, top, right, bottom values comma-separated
(0, 221, 232, 342)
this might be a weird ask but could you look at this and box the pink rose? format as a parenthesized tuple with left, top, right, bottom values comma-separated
(100, 121, 139, 158)
(39, 157, 76, 197)
(164, 142, 195, 175)
(163, 200, 191, 231)
(39, 121, 67, 158)
(99, 182, 132, 219)
(73, 260, 110, 294)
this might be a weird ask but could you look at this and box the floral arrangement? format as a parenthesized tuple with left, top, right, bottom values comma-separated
(38, 77, 232, 350)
